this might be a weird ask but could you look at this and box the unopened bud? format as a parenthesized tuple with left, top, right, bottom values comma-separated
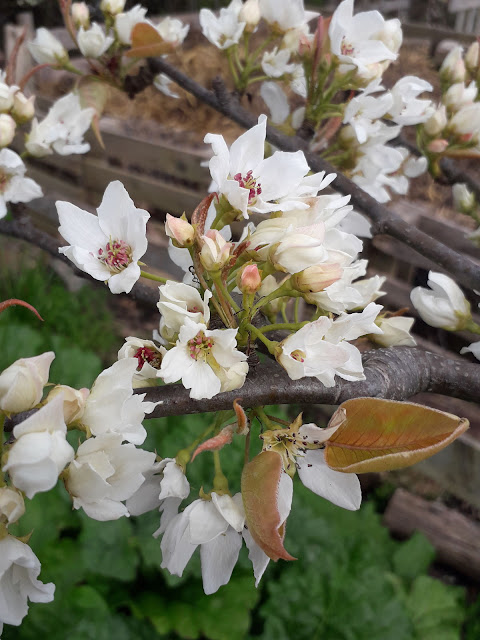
(440, 46, 466, 84)
(239, 0, 260, 29)
(165, 213, 195, 247)
(298, 33, 312, 57)
(424, 105, 447, 136)
(72, 2, 90, 29)
(200, 229, 232, 271)
(100, 0, 125, 15)
(0, 113, 16, 147)
(46, 384, 89, 425)
(0, 487, 25, 525)
(292, 263, 342, 293)
(427, 138, 449, 153)
(237, 264, 262, 294)
(11, 91, 35, 123)
(452, 182, 476, 214)
(465, 41, 479, 72)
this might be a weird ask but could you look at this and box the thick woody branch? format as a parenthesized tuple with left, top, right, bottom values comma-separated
(0, 209, 158, 307)
(140, 347, 480, 418)
(132, 58, 480, 292)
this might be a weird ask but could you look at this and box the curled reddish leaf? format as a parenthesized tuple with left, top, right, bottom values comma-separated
(0, 299, 43, 321)
(233, 398, 249, 435)
(126, 23, 175, 58)
(241, 451, 296, 562)
(191, 192, 217, 237)
(324, 398, 469, 473)
(191, 424, 235, 462)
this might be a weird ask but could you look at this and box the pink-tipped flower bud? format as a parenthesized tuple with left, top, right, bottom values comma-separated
(292, 263, 343, 293)
(165, 213, 195, 247)
(237, 264, 262, 294)
(0, 113, 16, 147)
(427, 138, 449, 154)
(72, 2, 90, 29)
(200, 229, 232, 271)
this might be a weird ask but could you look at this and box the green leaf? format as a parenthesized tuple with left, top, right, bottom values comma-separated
(78, 514, 139, 581)
(392, 532, 436, 584)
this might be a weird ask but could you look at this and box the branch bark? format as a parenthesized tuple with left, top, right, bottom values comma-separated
(139, 347, 480, 418)
(131, 57, 480, 293)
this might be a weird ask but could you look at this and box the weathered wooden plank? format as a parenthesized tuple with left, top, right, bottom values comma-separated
(383, 488, 480, 579)
(450, 0, 480, 12)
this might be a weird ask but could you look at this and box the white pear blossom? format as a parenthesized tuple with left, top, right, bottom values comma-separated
(158, 281, 211, 343)
(450, 103, 480, 141)
(259, 0, 318, 32)
(370, 316, 416, 347)
(26, 92, 94, 157)
(159, 318, 248, 400)
(0, 351, 54, 414)
(205, 115, 335, 218)
(239, 0, 261, 28)
(81, 358, 158, 445)
(260, 82, 291, 125)
(306, 260, 370, 313)
(65, 433, 155, 521)
(343, 82, 393, 144)
(440, 46, 465, 84)
(200, 229, 233, 270)
(45, 384, 89, 425)
(0, 535, 54, 631)
(424, 105, 448, 137)
(261, 47, 295, 78)
(118, 337, 166, 380)
(410, 271, 471, 331)
(444, 81, 477, 111)
(0, 76, 18, 113)
(160, 492, 246, 594)
(388, 76, 434, 125)
(3, 395, 74, 499)
(72, 2, 90, 29)
(77, 22, 114, 58)
(271, 223, 328, 273)
(0, 487, 25, 525)
(200, 0, 246, 50)
(126, 457, 190, 526)
(11, 91, 35, 123)
(152, 17, 189, 45)
(452, 183, 476, 214)
(278, 304, 382, 386)
(115, 4, 148, 44)
(28, 28, 68, 65)
(0, 148, 43, 220)
(328, 0, 399, 79)
(57, 181, 149, 294)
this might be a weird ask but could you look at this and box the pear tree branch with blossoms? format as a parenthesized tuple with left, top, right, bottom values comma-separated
(0, 0, 480, 634)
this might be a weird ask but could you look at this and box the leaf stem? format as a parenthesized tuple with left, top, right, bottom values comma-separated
(140, 270, 168, 284)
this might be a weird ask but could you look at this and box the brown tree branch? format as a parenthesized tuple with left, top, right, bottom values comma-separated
(139, 347, 480, 418)
(127, 58, 480, 293)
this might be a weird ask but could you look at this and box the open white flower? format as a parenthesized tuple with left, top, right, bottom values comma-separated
(158, 281, 211, 343)
(0, 535, 55, 632)
(152, 16, 189, 45)
(205, 115, 335, 218)
(261, 47, 295, 78)
(389, 76, 433, 125)
(81, 358, 158, 445)
(126, 457, 190, 527)
(118, 337, 166, 380)
(328, 0, 399, 78)
(0, 149, 43, 220)
(26, 93, 94, 157)
(3, 394, 74, 499)
(159, 318, 248, 400)
(200, 0, 245, 50)
(77, 22, 114, 58)
(259, 0, 318, 32)
(57, 181, 149, 294)
(0, 351, 54, 414)
(115, 4, 148, 44)
(66, 433, 156, 521)
(160, 492, 246, 594)
(410, 271, 471, 331)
